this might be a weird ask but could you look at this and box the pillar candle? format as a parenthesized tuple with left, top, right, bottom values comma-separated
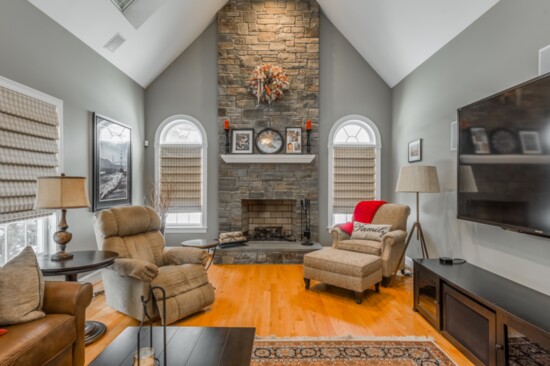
(224, 120, 230, 130)
(306, 120, 312, 130)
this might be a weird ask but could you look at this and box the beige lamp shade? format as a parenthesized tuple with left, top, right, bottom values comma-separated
(34, 175, 91, 209)
(396, 165, 440, 193)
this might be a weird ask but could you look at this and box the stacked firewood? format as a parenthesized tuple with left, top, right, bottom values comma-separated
(219, 231, 247, 244)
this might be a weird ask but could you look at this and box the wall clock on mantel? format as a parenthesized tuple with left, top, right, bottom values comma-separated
(256, 128, 283, 154)
(490, 128, 518, 154)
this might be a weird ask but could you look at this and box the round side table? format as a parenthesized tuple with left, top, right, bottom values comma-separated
(180, 239, 219, 270)
(37, 250, 118, 345)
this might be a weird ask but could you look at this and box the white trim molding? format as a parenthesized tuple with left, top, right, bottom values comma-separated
(327, 115, 382, 228)
(154, 114, 208, 232)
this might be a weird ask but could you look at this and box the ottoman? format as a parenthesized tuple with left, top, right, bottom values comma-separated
(303, 248, 383, 304)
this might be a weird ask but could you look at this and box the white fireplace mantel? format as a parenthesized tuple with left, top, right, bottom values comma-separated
(221, 154, 316, 164)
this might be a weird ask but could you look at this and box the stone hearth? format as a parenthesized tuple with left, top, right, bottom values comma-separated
(213, 241, 322, 264)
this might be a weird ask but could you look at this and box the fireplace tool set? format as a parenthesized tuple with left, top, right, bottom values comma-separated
(301, 199, 313, 246)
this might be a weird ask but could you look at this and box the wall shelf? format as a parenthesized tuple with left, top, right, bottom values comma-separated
(460, 154, 550, 164)
(221, 154, 316, 164)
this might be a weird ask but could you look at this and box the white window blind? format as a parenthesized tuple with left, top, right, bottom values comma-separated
(159, 146, 202, 213)
(0, 85, 59, 224)
(333, 146, 376, 214)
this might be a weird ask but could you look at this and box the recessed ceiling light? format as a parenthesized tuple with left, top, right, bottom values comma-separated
(104, 33, 126, 52)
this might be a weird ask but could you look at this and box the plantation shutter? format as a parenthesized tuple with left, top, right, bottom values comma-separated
(0, 85, 59, 224)
(333, 146, 376, 214)
(159, 146, 202, 213)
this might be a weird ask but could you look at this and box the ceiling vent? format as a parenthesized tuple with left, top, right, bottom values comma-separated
(104, 33, 126, 52)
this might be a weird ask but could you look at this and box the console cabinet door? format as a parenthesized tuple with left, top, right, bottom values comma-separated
(414, 264, 440, 329)
(442, 283, 497, 366)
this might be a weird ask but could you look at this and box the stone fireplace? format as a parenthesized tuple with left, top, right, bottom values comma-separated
(242, 199, 298, 241)
(217, 0, 320, 242)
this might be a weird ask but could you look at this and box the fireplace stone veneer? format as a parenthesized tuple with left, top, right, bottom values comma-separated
(217, 0, 320, 241)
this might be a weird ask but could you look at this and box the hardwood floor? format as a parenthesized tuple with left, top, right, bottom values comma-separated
(85, 264, 473, 365)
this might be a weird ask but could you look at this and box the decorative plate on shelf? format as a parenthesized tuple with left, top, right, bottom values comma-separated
(490, 128, 518, 154)
(256, 128, 283, 154)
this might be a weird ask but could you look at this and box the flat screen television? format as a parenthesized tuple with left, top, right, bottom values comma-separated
(457, 73, 550, 238)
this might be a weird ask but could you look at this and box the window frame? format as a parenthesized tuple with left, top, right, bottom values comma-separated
(154, 115, 208, 233)
(327, 115, 382, 229)
(0, 75, 63, 261)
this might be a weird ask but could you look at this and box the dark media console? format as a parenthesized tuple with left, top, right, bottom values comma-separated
(414, 259, 550, 366)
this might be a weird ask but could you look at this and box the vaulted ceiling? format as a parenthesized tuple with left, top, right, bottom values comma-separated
(29, 0, 499, 88)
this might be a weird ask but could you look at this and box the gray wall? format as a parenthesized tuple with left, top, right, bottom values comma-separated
(145, 14, 392, 246)
(391, 0, 550, 295)
(318, 13, 392, 245)
(144, 21, 219, 245)
(0, 0, 145, 252)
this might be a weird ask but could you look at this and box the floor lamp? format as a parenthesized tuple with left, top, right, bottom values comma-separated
(395, 165, 440, 265)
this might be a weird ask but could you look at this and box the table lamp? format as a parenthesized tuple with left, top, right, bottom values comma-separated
(395, 165, 440, 259)
(34, 174, 90, 261)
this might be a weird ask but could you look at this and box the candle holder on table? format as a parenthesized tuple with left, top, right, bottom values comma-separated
(136, 286, 166, 366)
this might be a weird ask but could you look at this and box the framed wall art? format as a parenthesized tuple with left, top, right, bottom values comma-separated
(519, 130, 542, 154)
(92, 113, 132, 211)
(408, 138, 422, 163)
(231, 129, 254, 154)
(285, 127, 302, 154)
(470, 127, 490, 154)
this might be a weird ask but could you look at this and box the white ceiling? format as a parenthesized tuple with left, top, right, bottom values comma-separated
(29, 0, 227, 87)
(28, 0, 499, 88)
(317, 0, 499, 87)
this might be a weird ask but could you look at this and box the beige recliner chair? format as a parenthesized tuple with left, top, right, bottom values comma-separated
(331, 203, 410, 286)
(93, 206, 215, 324)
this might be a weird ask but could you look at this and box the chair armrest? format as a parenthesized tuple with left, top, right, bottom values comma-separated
(112, 258, 158, 282)
(330, 226, 350, 247)
(42, 281, 93, 316)
(381, 230, 407, 247)
(163, 247, 208, 266)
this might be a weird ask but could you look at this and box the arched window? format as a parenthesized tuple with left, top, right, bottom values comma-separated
(155, 115, 207, 232)
(328, 115, 381, 227)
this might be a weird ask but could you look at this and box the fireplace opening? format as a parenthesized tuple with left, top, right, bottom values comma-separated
(242, 199, 297, 241)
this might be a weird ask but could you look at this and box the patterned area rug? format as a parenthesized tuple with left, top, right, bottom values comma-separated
(251, 336, 456, 365)
(508, 336, 550, 366)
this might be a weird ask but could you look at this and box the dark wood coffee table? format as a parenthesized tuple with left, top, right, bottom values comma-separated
(90, 326, 256, 366)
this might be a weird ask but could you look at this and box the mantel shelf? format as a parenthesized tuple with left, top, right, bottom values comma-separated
(221, 154, 316, 164)
(460, 154, 550, 164)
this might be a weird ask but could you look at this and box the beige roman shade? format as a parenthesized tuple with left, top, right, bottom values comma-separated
(159, 146, 202, 213)
(0, 85, 59, 223)
(333, 146, 376, 214)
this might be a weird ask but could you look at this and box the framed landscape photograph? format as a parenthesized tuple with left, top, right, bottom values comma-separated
(232, 129, 254, 154)
(408, 138, 422, 163)
(285, 127, 302, 154)
(92, 113, 132, 211)
(519, 130, 542, 154)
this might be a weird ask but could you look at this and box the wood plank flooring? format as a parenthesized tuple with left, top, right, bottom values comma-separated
(85, 264, 472, 365)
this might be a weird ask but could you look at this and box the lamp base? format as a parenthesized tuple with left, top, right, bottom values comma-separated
(51, 249, 73, 261)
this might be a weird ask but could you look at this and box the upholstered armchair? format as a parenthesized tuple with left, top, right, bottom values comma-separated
(93, 206, 215, 324)
(331, 203, 410, 285)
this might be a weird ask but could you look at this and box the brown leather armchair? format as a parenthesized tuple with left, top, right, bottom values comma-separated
(0, 281, 93, 366)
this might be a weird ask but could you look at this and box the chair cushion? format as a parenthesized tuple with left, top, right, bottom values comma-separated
(152, 264, 209, 299)
(335, 239, 382, 256)
(0, 247, 45, 326)
(350, 223, 391, 241)
(304, 248, 382, 278)
(0, 314, 75, 366)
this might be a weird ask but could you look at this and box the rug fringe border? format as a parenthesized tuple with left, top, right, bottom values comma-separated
(254, 335, 434, 342)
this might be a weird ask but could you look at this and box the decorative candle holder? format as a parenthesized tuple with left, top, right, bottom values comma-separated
(306, 129, 311, 154)
(136, 286, 166, 366)
(224, 125, 231, 154)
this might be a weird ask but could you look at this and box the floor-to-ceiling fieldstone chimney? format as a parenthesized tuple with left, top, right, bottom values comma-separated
(217, 0, 320, 241)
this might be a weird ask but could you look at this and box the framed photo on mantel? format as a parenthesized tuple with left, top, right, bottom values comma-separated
(232, 129, 254, 154)
(92, 113, 132, 211)
(286, 127, 302, 154)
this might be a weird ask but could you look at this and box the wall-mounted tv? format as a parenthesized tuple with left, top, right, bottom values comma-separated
(457, 73, 550, 238)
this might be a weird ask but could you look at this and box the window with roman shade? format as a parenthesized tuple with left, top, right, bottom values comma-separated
(328, 116, 381, 227)
(0, 76, 62, 265)
(156, 116, 207, 231)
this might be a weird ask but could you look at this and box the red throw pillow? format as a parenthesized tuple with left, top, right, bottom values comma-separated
(0, 329, 7, 336)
